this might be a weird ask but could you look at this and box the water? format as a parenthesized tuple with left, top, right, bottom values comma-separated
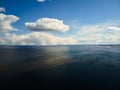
(0, 45, 120, 90)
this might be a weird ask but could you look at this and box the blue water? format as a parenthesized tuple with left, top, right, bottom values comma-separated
(0, 45, 120, 90)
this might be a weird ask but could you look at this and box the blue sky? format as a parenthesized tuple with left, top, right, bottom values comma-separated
(0, 0, 120, 45)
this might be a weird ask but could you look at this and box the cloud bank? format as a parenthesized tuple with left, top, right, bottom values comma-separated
(0, 32, 77, 45)
(0, 13, 19, 32)
(0, 15, 120, 45)
(1, 22, 120, 45)
(77, 23, 120, 44)
(25, 18, 69, 32)
(0, 7, 5, 12)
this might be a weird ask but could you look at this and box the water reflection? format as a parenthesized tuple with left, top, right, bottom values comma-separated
(42, 46, 70, 66)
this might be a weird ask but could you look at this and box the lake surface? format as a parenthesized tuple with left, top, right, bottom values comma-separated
(0, 45, 120, 90)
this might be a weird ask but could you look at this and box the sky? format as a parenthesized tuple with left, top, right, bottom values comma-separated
(0, 0, 120, 45)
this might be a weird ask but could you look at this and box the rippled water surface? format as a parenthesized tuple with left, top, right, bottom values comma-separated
(0, 45, 120, 90)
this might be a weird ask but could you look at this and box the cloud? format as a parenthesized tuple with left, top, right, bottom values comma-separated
(77, 23, 113, 35)
(0, 22, 120, 45)
(0, 7, 5, 12)
(37, 0, 45, 2)
(0, 20, 120, 45)
(0, 13, 19, 32)
(76, 23, 120, 44)
(25, 18, 69, 32)
(107, 26, 120, 31)
(0, 32, 77, 45)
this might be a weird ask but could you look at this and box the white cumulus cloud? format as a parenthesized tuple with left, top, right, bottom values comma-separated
(0, 7, 5, 12)
(25, 18, 69, 32)
(0, 13, 19, 32)
(37, 0, 45, 2)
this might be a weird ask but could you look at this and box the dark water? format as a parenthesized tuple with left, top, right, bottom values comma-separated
(0, 45, 120, 90)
